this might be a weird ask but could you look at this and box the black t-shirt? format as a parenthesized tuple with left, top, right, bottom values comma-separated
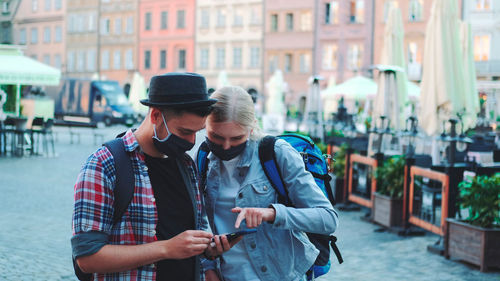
(144, 154, 195, 281)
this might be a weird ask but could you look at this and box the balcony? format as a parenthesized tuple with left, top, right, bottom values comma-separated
(475, 60, 500, 77)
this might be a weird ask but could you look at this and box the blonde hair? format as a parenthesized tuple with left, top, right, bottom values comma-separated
(210, 86, 262, 140)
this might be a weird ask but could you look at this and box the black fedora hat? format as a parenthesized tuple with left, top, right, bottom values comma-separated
(140, 72, 217, 108)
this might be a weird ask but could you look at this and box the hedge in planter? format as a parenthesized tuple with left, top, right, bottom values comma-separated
(446, 173, 500, 272)
(372, 156, 405, 227)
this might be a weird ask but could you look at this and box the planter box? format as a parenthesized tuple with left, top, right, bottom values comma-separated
(446, 219, 500, 272)
(373, 192, 403, 228)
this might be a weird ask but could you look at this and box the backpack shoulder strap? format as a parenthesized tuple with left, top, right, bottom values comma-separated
(196, 141, 210, 188)
(103, 138, 135, 225)
(258, 135, 289, 205)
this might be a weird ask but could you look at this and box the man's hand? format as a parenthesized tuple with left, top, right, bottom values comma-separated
(164, 230, 213, 259)
(232, 207, 276, 228)
(205, 269, 220, 281)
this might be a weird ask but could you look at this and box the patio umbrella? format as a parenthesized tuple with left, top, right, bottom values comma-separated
(459, 21, 480, 130)
(217, 71, 230, 89)
(330, 76, 377, 100)
(321, 76, 338, 119)
(265, 70, 287, 115)
(128, 71, 148, 117)
(418, 0, 467, 135)
(372, 4, 408, 130)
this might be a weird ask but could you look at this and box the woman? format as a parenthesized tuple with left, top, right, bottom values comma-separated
(201, 86, 339, 281)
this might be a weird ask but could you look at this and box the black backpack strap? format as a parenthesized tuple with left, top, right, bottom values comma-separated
(103, 138, 135, 225)
(258, 136, 290, 206)
(196, 141, 210, 190)
(329, 235, 344, 264)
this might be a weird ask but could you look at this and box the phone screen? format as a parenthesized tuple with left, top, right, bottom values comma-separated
(225, 229, 257, 242)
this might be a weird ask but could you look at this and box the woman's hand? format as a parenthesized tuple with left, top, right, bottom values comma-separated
(203, 234, 243, 260)
(232, 207, 276, 228)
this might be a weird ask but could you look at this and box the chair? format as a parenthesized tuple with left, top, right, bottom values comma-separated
(40, 119, 56, 156)
(3, 117, 28, 156)
(29, 117, 45, 155)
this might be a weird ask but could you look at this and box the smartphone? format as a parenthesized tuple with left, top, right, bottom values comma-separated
(225, 229, 257, 242)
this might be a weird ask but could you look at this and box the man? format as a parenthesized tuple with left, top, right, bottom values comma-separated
(71, 73, 229, 281)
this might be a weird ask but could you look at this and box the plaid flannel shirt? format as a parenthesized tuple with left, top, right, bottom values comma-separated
(72, 130, 206, 281)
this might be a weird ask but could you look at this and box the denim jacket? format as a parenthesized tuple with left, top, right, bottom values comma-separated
(203, 139, 339, 281)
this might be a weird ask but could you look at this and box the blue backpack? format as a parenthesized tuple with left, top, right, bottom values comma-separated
(197, 133, 343, 280)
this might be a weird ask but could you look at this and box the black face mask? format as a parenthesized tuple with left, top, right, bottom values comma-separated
(152, 113, 195, 158)
(206, 137, 247, 161)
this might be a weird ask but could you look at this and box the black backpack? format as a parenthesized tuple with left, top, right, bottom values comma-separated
(73, 138, 135, 281)
(197, 134, 343, 280)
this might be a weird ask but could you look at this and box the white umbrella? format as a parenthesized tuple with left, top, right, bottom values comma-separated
(217, 71, 230, 89)
(372, 4, 408, 130)
(321, 76, 338, 120)
(460, 21, 480, 130)
(265, 70, 287, 115)
(419, 0, 468, 135)
(128, 72, 148, 116)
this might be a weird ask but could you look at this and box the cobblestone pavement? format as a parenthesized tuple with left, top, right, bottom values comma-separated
(0, 126, 499, 280)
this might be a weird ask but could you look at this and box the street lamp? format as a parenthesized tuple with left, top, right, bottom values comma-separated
(400, 116, 422, 157)
(436, 118, 473, 165)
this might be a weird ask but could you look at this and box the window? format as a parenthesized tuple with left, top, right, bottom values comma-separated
(325, 2, 339, 24)
(475, 0, 491, 11)
(216, 48, 225, 68)
(55, 0, 61, 10)
(32, 0, 38, 12)
(408, 42, 418, 63)
(44, 0, 51, 11)
(269, 55, 278, 73)
(88, 13, 96, 31)
(77, 51, 85, 71)
(54, 54, 61, 69)
(19, 28, 27, 45)
(144, 50, 151, 69)
(233, 47, 242, 68)
(53, 26, 61, 43)
(177, 10, 185, 28)
(30, 28, 38, 44)
(299, 53, 310, 73)
(43, 54, 50, 65)
(284, 53, 292, 73)
(271, 14, 278, 31)
(67, 51, 75, 71)
(145, 12, 152, 30)
(43, 27, 51, 43)
(250, 6, 261, 25)
(200, 9, 209, 28)
(216, 9, 226, 27)
(286, 13, 294, 31)
(474, 35, 490, 61)
(349, 0, 364, 23)
(2, 2, 9, 14)
(113, 50, 121, 70)
(125, 49, 133, 70)
(301, 11, 312, 31)
(76, 14, 85, 33)
(87, 49, 96, 71)
(250, 47, 260, 68)
(114, 18, 121, 35)
(126, 16, 133, 34)
(178, 49, 186, 69)
(101, 18, 110, 35)
(347, 44, 363, 70)
(161, 11, 168, 29)
(409, 0, 423, 22)
(102, 50, 110, 70)
(233, 9, 243, 27)
(322, 44, 338, 70)
(200, 48, 209, 69)
(160, 50, 167, 69)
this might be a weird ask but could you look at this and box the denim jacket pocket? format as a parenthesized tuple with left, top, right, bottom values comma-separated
(247, 181, 275, 207)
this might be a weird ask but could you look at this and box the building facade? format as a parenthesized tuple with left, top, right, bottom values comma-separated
(99, 0, 139, 86)
(264, 0, 315, 111)
(195, 0, 264, 94)
(66, 0, 99, 78)
(13, 0, 65, 71)
(463, 0, 500, 80)
(1, 0, 20, 44)
(317, 0, 375, 84)
(139, 0, 196, 85)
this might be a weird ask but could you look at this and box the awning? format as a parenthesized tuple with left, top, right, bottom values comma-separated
(0, 46, 61, 86)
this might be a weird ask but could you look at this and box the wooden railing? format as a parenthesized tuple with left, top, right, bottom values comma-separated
(347, 154, 378, 208)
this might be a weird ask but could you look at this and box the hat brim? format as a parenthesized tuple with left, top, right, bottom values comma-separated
(140, 98, 218, 109)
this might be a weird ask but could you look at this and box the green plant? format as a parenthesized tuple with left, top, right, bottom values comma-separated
(458, 173, 500, 228)
(332, 143, 348, 179)
(374, 156, 405, 199)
